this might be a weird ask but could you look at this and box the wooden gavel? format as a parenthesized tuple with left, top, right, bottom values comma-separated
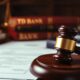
(30, 25, 80, 80)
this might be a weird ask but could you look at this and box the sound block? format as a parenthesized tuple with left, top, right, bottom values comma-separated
(30, 54, 80, 80)
(46, 40, 55, 49)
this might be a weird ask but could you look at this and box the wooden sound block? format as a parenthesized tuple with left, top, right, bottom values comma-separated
(30, 54, 80, 80)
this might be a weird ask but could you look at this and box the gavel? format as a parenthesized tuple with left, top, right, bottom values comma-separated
(30, 25, 80, 80)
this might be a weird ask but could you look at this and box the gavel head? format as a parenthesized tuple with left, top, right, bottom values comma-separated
(58, 25, 77, 38)
(54, 25, 78, 64)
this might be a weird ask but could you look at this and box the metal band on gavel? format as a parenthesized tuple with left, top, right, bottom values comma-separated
(55, 37, 76, 51)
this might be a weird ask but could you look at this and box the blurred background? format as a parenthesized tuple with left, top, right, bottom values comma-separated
(0, 0, 80, 42)
(10, 0, 80, 16)
(0, 0, 80, 19)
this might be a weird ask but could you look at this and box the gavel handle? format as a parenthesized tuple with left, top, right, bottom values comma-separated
(74, 46, 80, 54)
